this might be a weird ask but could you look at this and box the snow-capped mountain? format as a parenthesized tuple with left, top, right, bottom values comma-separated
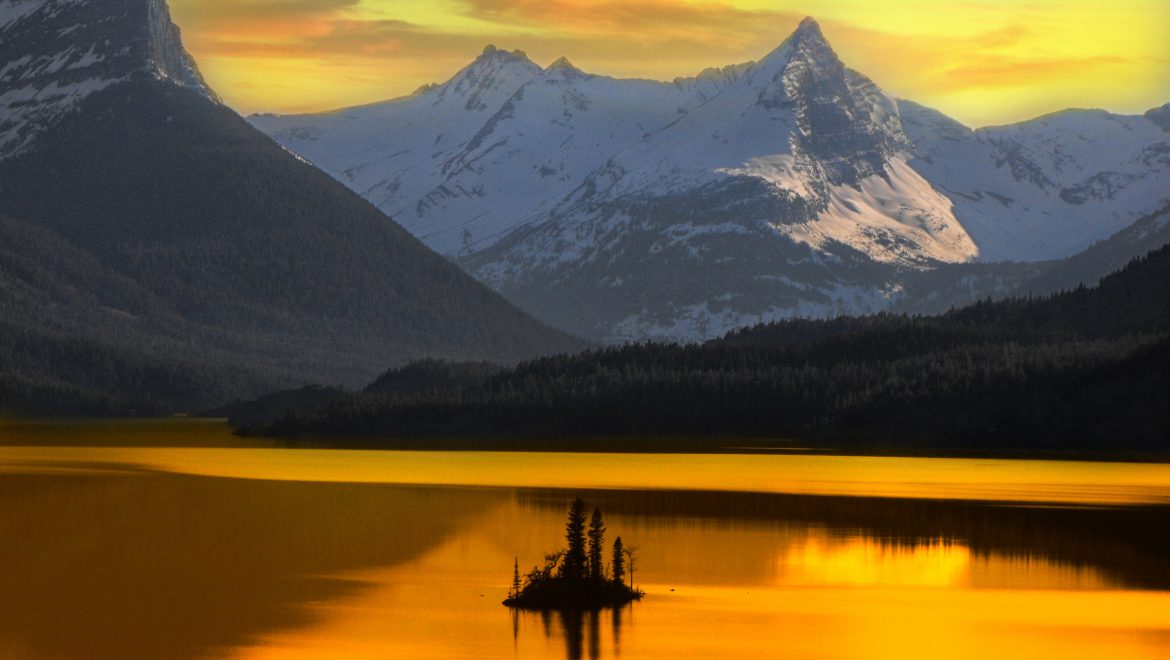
(0, 0, 217, 159)
(252, 47, 749, 255)
(901, 102, 1170, 261)
(253, 17, 1169, 341)
(460, 18, 978, 339)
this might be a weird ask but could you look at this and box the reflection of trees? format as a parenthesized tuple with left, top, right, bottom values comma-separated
(545, 608, 624, 660)
(519, 488, 1170, 590)
(612, 604, 624, 656)
(561, 610, 582, 660)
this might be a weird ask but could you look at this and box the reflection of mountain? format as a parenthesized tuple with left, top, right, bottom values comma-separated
(0, 471, 503, 660)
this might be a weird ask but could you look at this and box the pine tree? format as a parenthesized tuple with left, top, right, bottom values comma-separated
(560, 497, 588, 580)
(588, 507, 606, 580)
(612, 537, 625, 585)
(511, 557, 522, 596)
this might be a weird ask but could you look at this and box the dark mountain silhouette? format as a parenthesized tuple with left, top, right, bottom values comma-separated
(0, 0, 582, 415)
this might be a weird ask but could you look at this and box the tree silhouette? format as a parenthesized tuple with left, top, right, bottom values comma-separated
(512, 557, 522, 597)
(623, 545, 639, 591)
(587, 507, 606, 580)
(612, 537, 625, 586)
(561, 498, 588, 580)
(504, 499, 643, 610)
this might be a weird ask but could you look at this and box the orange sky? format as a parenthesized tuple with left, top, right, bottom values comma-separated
(168, 0, 1170, 127)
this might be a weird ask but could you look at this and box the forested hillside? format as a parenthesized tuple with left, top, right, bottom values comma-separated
(0, 81, 583, 415)
(239, 245, 1170, 454)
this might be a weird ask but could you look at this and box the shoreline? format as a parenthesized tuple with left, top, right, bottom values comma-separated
(3, 416, 1168, 464)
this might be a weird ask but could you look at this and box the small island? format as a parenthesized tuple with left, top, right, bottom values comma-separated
(504, 498, 645, 610)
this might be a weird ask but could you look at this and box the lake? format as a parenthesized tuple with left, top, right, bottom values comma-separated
(1, 419, 1169, 659)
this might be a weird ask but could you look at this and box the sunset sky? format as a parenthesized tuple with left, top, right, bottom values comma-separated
(168, 0, 1170, 127)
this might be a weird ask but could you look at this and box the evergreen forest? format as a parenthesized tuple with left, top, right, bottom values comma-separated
(236, 244, 1170, 454)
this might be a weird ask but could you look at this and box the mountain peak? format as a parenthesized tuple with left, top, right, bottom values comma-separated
(786, 16, 835, 54)
(436, 43, 542, 111)
(545, 56, 585, 77)
(794, 16, 824, 38)
(0, 0, 218, 159)
(756, 16, 838, 70)
(476, 44, 534, 66)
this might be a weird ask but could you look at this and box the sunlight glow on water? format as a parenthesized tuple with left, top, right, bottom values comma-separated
(1, 420, 1168, 658)
(2, 444, 1170, 505)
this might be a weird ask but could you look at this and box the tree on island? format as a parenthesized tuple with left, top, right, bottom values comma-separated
(561, 497, 588, 580)
(504, 498, 644, 610)
(612, 537, 625, 586)
(588, 507, 605, 580)
(511, 557, 522, 598)
(624, 544, 639, 591)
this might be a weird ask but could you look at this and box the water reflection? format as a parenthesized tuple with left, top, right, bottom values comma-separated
(521, 607, 626, 660)
(0, 452, 1168, 659)
(0, 469, 506, 659)
(518, 488, 1170, 590)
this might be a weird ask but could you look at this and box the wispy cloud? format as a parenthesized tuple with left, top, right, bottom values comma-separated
(168, 0, 1170, 125)
(936, 55, 1131, 91)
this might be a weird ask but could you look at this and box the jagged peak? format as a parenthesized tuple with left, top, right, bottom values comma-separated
(693, 61, 755, 82)
(412, 82, 440, 95)
(0, 0, 217, 98)
(0, 0, 219, 159)
(545, 56, 585, 76)
(794, 16, 824, 40)
(475, 44, 535, 66)
(758, 15, 838, 68)
(142, 0, 219, 101)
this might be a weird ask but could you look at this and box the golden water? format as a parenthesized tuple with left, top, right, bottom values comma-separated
(1, 419, 1168, 659)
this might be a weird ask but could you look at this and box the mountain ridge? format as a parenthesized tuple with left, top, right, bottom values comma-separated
(252, 21, 1168, 342)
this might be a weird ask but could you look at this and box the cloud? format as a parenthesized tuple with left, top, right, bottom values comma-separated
(194, 19, 432, 58)
(175, 0, 360, 24)
(180, 0, 807, 62)
(168, 0, 1170, 124)
(935, 55, 1132, 91)
(459, 0, 804, 45)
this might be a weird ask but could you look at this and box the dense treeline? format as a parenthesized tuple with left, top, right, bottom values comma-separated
(0, 317, 276, 416)
(240, 245, 1170, 453)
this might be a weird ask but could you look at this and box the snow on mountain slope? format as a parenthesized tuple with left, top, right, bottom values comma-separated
(1147, 103, 1170, 132)
(250, 46, 543, 255)
(0, 0, 217, 159)
(395, 57, 697, 255)
(250, 16, 1166, 342)
(485, 18, 973, 265)
(250, 49, 746, 256)
(461, 18, 977, 340)
(900, 101, 1170, 261)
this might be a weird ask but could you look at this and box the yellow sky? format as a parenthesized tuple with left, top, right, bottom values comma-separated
(168, 0, 1170, 127)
